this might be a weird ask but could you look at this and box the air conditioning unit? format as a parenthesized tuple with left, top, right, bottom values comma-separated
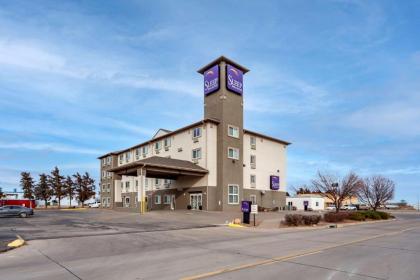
(164, 146, 169, 151)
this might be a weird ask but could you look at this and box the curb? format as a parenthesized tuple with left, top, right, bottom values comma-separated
(7, 235, 25, 249)
(60, 208, 88, 211)
(228, 223, 245, 228)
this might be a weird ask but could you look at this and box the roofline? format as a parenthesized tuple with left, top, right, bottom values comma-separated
(98, 118, 220, 158)
(108, 161, 208, 174)
(197, 56, 250, 74)
(244, 129, 291, 146)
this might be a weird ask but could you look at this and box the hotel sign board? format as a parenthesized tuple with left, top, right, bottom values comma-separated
(241, 200, 251, 213)
(270, 176, 280, 190)
(204, 64, 219, 95)
(226, 64, 243, 95)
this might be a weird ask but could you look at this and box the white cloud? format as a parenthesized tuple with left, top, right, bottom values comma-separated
(0, 142, 103, 155)
(345, 101, 420, 137)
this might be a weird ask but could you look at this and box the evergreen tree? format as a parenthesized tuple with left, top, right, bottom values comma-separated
(63, 176, 75, 207)
(48, 166, 65, 208)
(73, 172, 96, 207)
(34, 173, 53, 208)
(20, 172, 35, 199)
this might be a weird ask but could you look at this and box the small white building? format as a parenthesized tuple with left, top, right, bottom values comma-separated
(286, 195, 325, 211)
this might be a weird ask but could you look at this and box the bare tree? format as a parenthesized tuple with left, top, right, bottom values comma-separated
(311, 171, 362, 213)
(358, 175, 395, 211)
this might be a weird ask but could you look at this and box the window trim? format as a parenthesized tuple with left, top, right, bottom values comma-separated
(228, 125, 240, 138)
(124, 197, 130, 207)
(154, 195, 161, 205)
(227, 147, 240, 160)
(192, 148, 202, 160)
(192, 127, 202, 139)
(228, 184, 240, 205)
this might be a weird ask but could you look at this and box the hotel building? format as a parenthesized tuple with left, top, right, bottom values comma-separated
(98, 56, 290, 212)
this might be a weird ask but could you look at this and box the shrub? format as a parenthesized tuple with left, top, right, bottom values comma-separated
(187, 205, 192, 210)
(324, 212, 350, 223)
(376, 211, 391, 220)
(303, 215, 321, 225)
(360, 210, 382, 220)
(284, 214, 303, 226)
(349, 212, 366, 221)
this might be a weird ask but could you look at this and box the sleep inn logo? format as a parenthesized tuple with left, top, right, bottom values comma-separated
(204, 65, 219, 95)
(226, 64, 243, 95)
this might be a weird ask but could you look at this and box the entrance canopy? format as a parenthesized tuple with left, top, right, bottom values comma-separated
(108, 156, 208, 179)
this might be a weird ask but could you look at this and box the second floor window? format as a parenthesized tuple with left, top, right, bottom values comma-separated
(164, 138, 171, 148)
(119, 155, 123, 164)
(228, 147, 239, 160)
(250, 155, 256, 168)
(154, 141, 161, 151)
(142, 146, 148, 155)
(192, 148, 202, 160)
(125, 152, 130, 162)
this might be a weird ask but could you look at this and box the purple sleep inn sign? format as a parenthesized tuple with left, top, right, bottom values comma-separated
(204, 64, 219, 95)
(270, 176, 280, 190)
(241, 201, 251, 213)
(226, 64, 243, 95)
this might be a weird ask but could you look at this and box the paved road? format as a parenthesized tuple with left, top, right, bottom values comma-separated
(0, 211, 419, 279)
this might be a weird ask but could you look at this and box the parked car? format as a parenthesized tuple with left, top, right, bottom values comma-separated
(89, 202, 101, 208)
(325, 205, 337, 211)
(341, 205, 357, 211)
(0, 205, 34, 218)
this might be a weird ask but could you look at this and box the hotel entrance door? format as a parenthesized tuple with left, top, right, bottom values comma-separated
(190, 193, 202, 210)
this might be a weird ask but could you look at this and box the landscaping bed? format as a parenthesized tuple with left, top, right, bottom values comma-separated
(281, 210, 394, 227)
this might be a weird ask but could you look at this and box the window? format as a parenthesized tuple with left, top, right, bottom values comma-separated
(102, 158, 106, 166)
(135, 148, 140, 160)
(228, 185, 239, 204)
(125, 181, 130, 192)
(228, 147, 239, 160)
(250, 175, 256, 187)
(145, 178, 149, 190)
(119, 154, 123, 164)
(164, 194, 171, 204)
(125, 152, 131, 163)
(154, 141, 162, 151)
(250, 136, 256, 149)
(107, 172, 111, 178)
(102, 198, 107, 206)
(316, 202, 319, 207)
(193, 127, 201, 138)
(228, 125, 239, 138)
(107, 197, 111, 207)
(164, 179, 170, 187)
(155, 178, 160, 186)
(107, 183, 111, 193)
(142, 146, 148, 155)
(250, 155, 256, 169)
(120, 182, 123, 189)
(164, 138, 171, 148)
(102, 171, 106, 178)
(192, 148, 202, 160)
(250, 195, 257, 205)
(107, 156, 112, 165)
(135, 180, 138, 192)
(101, 184, 105, 193)
(125, 197, 130, 207)
(154, 195, 161, 204)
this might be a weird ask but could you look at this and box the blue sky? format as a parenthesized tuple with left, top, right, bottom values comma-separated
(0, 0, 419, 204)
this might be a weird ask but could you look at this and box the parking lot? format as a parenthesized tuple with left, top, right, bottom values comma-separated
(1, 209, 420, 279)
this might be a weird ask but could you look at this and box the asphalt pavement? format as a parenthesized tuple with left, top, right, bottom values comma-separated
(0, 210, 419, 280)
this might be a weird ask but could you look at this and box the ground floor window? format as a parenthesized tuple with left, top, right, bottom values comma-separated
(125, 197, 130, 207)
(154, 195, 161, 205)
(250, 195, 257, 205)
(107, 197, 111, 207)
(228, 185, 239, 204)
(102, 198, 107, 207)
(164, 194, 171, 204)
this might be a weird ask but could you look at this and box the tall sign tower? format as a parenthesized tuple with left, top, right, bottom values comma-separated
(198, 56, 249, 210)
